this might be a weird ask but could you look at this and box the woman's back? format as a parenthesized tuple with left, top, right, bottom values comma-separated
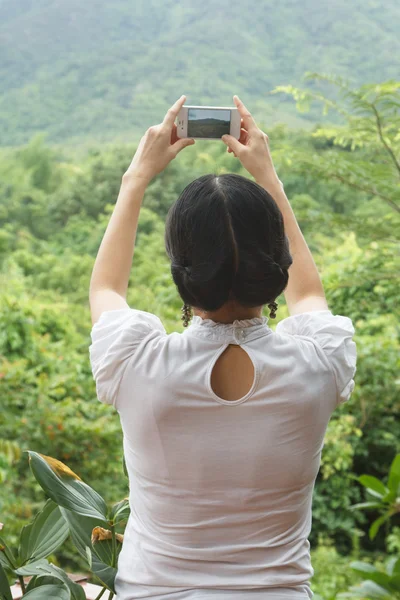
(89, 307, 356, 600)
(88, 95, 357, 599)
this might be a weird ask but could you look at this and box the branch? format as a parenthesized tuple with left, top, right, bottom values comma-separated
(297, 164, 400, 213)
(287, 154, 400, 213)
(329, 173, 400, 213)
(371, 103, 400, 178)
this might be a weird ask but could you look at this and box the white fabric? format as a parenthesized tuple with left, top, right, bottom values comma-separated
(89, 308, 357, 600)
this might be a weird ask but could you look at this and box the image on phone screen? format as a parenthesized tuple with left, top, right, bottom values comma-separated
(187, 108, 231, 138)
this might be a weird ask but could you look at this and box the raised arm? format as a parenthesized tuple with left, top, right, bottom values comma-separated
(221, 95, 328, 316)
(89, 95, 195, 326)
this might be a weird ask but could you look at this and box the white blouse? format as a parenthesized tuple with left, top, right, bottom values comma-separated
(89, 309, 357, 600)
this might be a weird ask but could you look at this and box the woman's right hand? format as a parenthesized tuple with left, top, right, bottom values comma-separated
(221, 95, 280, 192)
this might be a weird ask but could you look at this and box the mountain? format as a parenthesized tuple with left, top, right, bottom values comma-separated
(0, 0, 399, 146)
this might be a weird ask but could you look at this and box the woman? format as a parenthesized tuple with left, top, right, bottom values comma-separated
(89, 95, 357, 600)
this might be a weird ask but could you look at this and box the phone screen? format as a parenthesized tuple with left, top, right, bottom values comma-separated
(188, 108, 231, 138)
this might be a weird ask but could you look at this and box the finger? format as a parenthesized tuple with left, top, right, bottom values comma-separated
(239, 127, 248, 144)
(226, 126, 249, 150)
(170, 122, 179, 145)
(233, 95, 258, 133)
(221, 134, 243, 155)
(163, 95, 186, 129)
(171, 137, 195, 156)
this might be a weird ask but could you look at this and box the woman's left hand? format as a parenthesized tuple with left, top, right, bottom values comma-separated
(124, 95, 195, 183)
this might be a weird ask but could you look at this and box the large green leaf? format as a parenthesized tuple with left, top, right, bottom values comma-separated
(389, 574, 400, 589)
(109, 498, 130, 525)
(19, 499, 69, 564)
(387, 453, 400, 494)
(393, 557, 400, 575)
(341, 579, 394, 598)
(91, 553, 117, 593)
(350, 561, 393, 589)
(59, 509, 117, 592)
(27, 452, 108, 522)
(358, 475, 388, 497)
(386, 556, 399, 577)
(349, 501, 383, 511)
(59, 508, 113, 566)
(15, 558, 50, 576)
(353, 580, 393, 598)
(15, 560, 85, 600)
(369, 513, 392, 540)
(350, 561, 382, 574)
(0, 562, 12, 600)
(22, 584, 70, 599)
(381, 488, 398, 504)
(25, 575, 61, 593)
(42, 564, 86, 600)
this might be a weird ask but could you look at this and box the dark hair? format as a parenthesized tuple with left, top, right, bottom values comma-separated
(164, 173, 293, 312)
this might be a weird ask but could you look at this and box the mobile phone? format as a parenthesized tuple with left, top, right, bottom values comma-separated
(176, 105, 241, 140)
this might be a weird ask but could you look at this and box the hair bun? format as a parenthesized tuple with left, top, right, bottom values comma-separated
(171, 260, 233, 311)
(232, 254, 289, 307)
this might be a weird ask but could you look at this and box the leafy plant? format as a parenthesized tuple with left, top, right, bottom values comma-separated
(0, 452, 130, 599)
(338, 559, 400, 599)
(351, 453, 400, 541)
(272, 75, 400, 249)
(336, 453, 400, 599)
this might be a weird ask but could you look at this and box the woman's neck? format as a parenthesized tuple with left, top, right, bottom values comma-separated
(192, 302, 263, 324)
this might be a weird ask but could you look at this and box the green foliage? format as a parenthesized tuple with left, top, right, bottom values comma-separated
(338, 558, 400, 599)
(0, 452, 129, 597)
(329, 454, 400, 599)
(1, 1, 400, 145)
(0, 498, 83, 598)
(351, 454, 400, 542)
(310, 534, 367, 600)
(0, 279, 127, 568)
(0, 562, 12, 600)
(27, 453, 108, 524)
(273, 76, 400, 219)
(18, 499, 69, 564)
(0, 73, 399, 596)
(22, 585, 70, 599)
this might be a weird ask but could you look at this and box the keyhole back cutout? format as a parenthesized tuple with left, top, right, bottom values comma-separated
(210, 344, 256, 402)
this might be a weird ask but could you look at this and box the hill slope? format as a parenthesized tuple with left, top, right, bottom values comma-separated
(0, 0, 399, 145)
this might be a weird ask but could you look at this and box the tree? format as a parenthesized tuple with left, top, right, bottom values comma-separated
(272, 75, 400, 243)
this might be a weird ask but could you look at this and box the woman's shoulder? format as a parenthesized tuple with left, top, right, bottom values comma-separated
(275, 309, 357, 407)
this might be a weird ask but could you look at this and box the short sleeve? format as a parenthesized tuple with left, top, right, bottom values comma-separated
(276, 310, 357, 406)
(89, 308, 166, 407)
